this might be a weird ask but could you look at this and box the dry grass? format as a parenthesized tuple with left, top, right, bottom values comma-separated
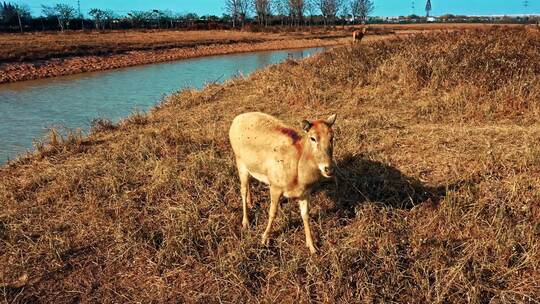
(1, 28, 540, 303)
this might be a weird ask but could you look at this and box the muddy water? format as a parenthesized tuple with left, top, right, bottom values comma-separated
(0, 47, 324, 163)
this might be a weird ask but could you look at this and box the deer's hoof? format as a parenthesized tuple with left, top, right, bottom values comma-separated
(307, 244, 318, 254)
(261, 234, 269, 246)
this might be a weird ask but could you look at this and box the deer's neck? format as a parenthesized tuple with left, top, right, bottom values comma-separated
(297, 138, 321, 186)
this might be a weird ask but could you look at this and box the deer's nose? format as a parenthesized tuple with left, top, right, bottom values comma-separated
(324, 166, 334, 177)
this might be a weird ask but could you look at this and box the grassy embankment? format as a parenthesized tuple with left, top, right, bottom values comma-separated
(1, 28, 540, 302)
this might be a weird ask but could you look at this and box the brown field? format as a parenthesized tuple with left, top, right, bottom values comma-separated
(1, 28, 540, 303)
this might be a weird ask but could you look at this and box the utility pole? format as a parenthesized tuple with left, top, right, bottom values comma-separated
(523, 0, 529, 23)
(411, 1, 415, 15)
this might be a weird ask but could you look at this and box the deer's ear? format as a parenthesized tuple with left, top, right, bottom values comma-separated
(326, 114, 337, 126)
(301, 120, 312, 132)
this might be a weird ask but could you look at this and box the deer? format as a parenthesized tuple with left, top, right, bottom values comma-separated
(229, 112, 337, 254)
(352, 27, 368, 44)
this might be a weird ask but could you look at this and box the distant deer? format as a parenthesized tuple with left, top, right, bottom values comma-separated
(229, 112, 337, 254)
(352, 27, 368, 44)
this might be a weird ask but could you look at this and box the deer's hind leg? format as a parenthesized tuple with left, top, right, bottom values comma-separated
(237, 161, 252, 229)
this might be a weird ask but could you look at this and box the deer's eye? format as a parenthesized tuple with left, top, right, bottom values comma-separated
(310, 137, 317, 142)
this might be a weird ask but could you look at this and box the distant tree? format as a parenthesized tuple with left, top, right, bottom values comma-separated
(89, 8, 105, 29)
(41, 5, 60, 29)
(41, 4, 76, 31)
(289, 0, 305, 26)
(225, 0, 250, 27)
(253, 0, 271, 26)
(161, 9, 175, 28)
(351, 0, 373, 24)
(238, 0, 250, 26)
(55, 3, 76, 30)
(1, 2, 14, 21)
(128, 10, 151, 28)
(425, 0, 431, 17)
(273, 0, 289, 25)
(225, 0, 240, 27)
(318, 0, 342, 26)
(103, 9, 116, 29)
(184, 12, 198, 27)
(304, 0, 317, 25)
(1, 2, 31, 32)
(152, 9, 165, 28)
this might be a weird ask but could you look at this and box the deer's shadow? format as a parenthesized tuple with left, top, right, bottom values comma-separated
(319, 154, 452, 219)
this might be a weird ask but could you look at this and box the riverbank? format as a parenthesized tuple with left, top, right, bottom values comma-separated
(0, 24, 507, 84)
(0, 36, 348, 83)
(0, 28, 357, 84)
(1, 28, 539, 302)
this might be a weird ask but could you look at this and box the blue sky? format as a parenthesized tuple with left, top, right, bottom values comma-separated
(21, 0, 540, 17)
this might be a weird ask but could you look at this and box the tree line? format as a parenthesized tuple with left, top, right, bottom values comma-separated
(226, 0, 374, 27)
(0, 0, 374, 32)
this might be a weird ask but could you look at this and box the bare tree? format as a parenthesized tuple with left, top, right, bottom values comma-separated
(273, 0, 289, 25)
(238, 0, 250, 26)
(304, 0, 317, 25)
(89, 8, 105, 29)
(103, 10, 116, 29)
(288, 0, 304, 26)
(226, 0, 250, 27)
(253, 0, 272, 26)
(13, 3, 31, 32)
(225, 0, 240, 27)
(351, 0, 373, 24)
(127, 11, 151, 28)
(162, 10, 175, 28)
(318, 0, 342, 26)
(41, 4, 76, 31)
(56, 4, 76, 30)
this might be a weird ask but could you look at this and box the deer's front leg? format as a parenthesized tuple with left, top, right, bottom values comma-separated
(299, 197, 317, 254)
(261, 186, 281, 245)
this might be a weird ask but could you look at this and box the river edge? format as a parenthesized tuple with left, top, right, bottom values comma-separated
(0, 37, 349, 84)
(0, 47, 326, 165)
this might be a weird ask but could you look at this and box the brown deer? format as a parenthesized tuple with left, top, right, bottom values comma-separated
(229, 112, 337, 254)
(352, 27, 368, 44)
